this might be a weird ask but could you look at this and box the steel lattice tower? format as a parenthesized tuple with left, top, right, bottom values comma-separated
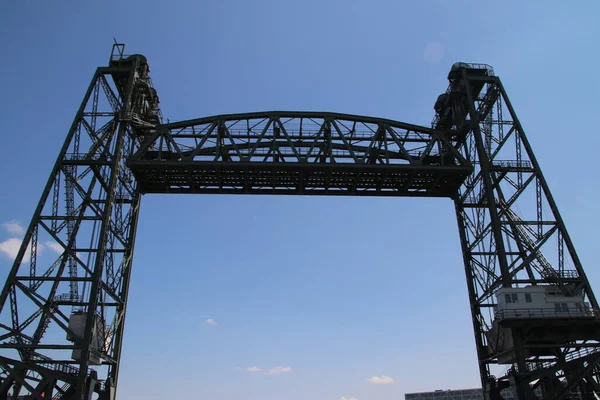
(0, 45, 599, 400)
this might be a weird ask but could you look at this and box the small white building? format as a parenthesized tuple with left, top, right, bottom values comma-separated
(494, 285, 591, 320)
(487, 285, 594, 364)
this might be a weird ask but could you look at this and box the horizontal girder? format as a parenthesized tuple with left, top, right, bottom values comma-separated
(127, 111, 472, 197)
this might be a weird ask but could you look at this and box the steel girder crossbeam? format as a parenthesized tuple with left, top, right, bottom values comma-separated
(0, 45, 155, 399)
(127, 112, 473, 197)
(448, 63, 600, 399)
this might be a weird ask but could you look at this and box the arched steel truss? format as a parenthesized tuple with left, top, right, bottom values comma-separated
(127, 111, 472, 197)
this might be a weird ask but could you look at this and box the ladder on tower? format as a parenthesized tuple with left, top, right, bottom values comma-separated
(500, 202, 577, 296)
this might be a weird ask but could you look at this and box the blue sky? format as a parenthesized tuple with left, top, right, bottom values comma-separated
(1, 1, 600, 399)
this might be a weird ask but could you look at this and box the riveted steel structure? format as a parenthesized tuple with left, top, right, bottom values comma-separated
(0, 45, 598, 400)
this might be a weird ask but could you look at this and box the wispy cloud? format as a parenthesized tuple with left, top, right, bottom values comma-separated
(205, 318, 217, 325)
(44, 241, 64, 254)
(367, 375, 394, 384)
(3, 221, 25, 236)
(0, 238, 32, 263)
(341, 397, 358, 400)
(247, 366, 261, 373)
(264, 366, 291, 375)
(0, 221, 49, 264)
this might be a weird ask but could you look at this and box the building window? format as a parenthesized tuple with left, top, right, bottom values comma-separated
(505, 293, 512, 303)
(511, 293, 519, 303)
(525, 293, 532, 303)
(562, 303, 569, 312)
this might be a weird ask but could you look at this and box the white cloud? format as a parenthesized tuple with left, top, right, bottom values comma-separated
(247, 366, 261, 373)
(205, 318, 217, 325)
(265, 366, 291, 375)
(0, 238, 31, 263)
(367, 375, 395, 384)
(44, 241, 64, 254)
(3, 221, 25, 236)
(341, 397, 358, 400)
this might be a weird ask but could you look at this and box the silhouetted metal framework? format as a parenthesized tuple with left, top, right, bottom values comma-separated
(127, 111, 472, 196)
(0, 45, 598, 400)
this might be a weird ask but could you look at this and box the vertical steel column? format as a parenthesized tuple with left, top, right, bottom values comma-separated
(454, 199, 490, 394)
(104, 191, 142, 396)
(74, 64, 137, 400)
(461, 70, 511, 286)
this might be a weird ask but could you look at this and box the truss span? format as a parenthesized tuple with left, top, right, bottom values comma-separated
(127, 111, 472, 197)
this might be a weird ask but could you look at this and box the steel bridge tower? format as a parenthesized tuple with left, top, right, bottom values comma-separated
(0, 45, 599, 400)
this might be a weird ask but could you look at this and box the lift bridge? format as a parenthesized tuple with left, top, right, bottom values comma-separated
(0, 44, 599, 400)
